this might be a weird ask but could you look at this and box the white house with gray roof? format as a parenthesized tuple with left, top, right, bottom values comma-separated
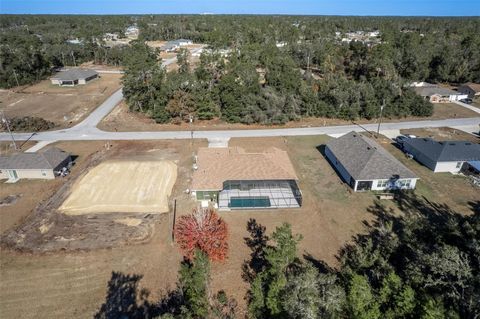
(412, 83, 467, 103)
(325, 132, 418, 191)
(159, 39, 193, 52)
(402, 138, 480, 173)
(0, 147, 71, 182)
(50, 69, 98, 86)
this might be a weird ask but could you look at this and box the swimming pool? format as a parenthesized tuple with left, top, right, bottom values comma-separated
(229, 196, 271, 208)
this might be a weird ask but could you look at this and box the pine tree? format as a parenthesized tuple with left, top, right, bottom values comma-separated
(347, 274, 381, 319)
(179, 249, 211, 318)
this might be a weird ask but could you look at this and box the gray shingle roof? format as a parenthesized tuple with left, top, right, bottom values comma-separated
(326, 132, 417, 180)
(414, 86, 460, 97)
(51, 69, 98, 81)
(403, 138, 480, 162)
(0, 147, 70, 170)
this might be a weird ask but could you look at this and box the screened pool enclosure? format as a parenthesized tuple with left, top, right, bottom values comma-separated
(217, 180, 302, 209)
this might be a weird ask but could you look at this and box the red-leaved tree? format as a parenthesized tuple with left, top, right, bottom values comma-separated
(174, 208, 228, 262)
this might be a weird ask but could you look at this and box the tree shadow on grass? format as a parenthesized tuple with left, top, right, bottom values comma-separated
(94, 272, 149, 319)
(95, 271, 184, 319)
(242, 218, 269, 283)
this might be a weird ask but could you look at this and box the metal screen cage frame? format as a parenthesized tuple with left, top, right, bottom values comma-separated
(219, 180, 302, 209)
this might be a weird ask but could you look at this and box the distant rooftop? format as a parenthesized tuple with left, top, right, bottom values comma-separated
(403, 138, 480, 162)
(0, 147, 70, 170)
(51, 69, 98, 81)
(326, 131, 417, 180)
(414, 85, 459, 97)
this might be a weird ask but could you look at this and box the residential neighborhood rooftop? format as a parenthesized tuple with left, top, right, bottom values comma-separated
(191, 147, 298, 190)
(414, 85, 459, 97)
(403, 138, 480, 162)
(461, 83, 480, 93)
(51, 69, 98, 81)
(326, 132, 417, 180)
(0, 147, 70, 170)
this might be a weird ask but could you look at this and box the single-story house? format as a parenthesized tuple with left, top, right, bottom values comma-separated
(325, 132, 419, 191)
(413, 84, 468, 103)
(191, 147, 302, 210)
(50, 69, 98, 86)
(458, 83, 480, 99)
(0, 147, 71, 182)
(402, 138, 480, 173)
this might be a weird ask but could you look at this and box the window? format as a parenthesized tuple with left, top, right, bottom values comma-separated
(456, 162, 463, 169)
(377, 180, 388, 188)
(396, 179, 411, 188)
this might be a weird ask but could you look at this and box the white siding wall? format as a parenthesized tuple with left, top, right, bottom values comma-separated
(0, 169, 55, 180)
(79, 79, 87, 85)
(449, 94, 469, 101)
(325, 146, 352, 185)
(51, 79, 61, 85)
(434, 161, 464, 173)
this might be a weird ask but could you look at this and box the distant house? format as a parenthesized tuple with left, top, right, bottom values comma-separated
(325, 132, 418, 191)
(0, 147, 71, 182)
(66, 38, 83, 45)
(125, 25, 139, 37)
(412, 83, 468, 103)
(191, 147, 302, 210)
(50, 69, 98, 87)
(159, 39, 193, 52)
(458, 83, 480, 99)
(402, 138, 480, 173)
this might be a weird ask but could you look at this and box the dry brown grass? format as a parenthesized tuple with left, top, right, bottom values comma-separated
(0, 74, 122, 129)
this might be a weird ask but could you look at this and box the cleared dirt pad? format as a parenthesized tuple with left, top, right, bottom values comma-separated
(60, 160, 177, 214)
(0, 74, 122, 129)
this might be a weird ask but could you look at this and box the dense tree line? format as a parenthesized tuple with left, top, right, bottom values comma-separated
(3, 15, 479, 121)
(124, 15, 479, 124)
(0, 15, 133, 88)
(95, 194, 479, 318)
(123, 40, 433, 124)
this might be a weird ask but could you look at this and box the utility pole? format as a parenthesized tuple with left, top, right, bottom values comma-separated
(376, 99, 385, 138)
(1, 110, 18, 151)
(12, 69, 20, 87)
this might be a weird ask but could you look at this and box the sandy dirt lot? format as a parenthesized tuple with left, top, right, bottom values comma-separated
(99, 100, 480, 132)
(0, 73, 122, 130)
(60, 160, 177, 215)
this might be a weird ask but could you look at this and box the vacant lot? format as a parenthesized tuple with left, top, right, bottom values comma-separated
(60, 160, 177, 215)
(0, 73, 122, 130)
(99, 100, 479, 132)
(0, 139, 208, 318)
